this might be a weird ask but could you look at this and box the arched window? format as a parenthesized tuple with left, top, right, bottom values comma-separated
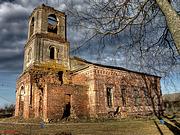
(48, 14, 57, 34)
(20, 86, 25, 101)
(121, 86, 126, 106)
(107, 87, 113, 107)
(20, 86, 25, 96)
(19, 86, 25, 116)
(29, 17, 34, 37)
(50, 46, 55, 59)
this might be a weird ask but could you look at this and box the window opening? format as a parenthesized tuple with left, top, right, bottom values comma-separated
(48, 14, 57, 34)
(20, 86, 25, 97)
(143, 88, 151, 105)
(107, 87, 112, 107)
(30, 84, 32, 105)
(121, 88, 126, 106)
(134, 89, 141, 106)
(152, 81, 157, 91)
(19, 86, 25, 117)
(50, 47, 55, 59)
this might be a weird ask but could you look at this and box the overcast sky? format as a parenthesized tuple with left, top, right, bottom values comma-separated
(0, 0, 179, 107)
(0, 0, 94, 107)
(0, 0, 60, 106)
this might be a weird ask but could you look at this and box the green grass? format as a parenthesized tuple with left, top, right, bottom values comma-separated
(0, 118, 177, 135)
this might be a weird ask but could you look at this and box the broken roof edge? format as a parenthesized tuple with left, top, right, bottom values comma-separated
(29, 4, 65, 20)
(71, 56, 161, 78)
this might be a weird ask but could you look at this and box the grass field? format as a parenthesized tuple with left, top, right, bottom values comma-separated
(0, 118, 179, 135)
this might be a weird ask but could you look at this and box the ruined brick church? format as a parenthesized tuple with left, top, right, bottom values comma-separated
(15, 4, 163, 122)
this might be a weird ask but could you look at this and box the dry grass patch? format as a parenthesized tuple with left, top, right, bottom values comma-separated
(0, 118, 177, 135)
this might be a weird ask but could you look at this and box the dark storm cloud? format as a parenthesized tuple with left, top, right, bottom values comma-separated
(0, 0, 64, 72)
(0, 49, 23, 62)
(0, 2, 29, 72)
(0, 0, 83, 106)
(0, 23, 27, 49)
(0, 52, 23, 71)
(0, 0, 15, 4)
(0, 0, 85, 72)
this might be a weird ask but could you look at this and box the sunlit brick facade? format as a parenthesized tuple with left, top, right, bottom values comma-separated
(15, 4, 163, 122)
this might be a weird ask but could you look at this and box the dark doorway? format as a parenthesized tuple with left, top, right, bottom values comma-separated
(62, 94, 71, 119)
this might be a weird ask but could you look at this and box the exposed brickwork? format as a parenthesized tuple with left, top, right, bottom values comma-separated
(47, 84, 89, 120)
(71, 63, 163, 117)
(15, 4, 163, 121)
(15, 67, 90, 121)
(15, 72, 31, 119)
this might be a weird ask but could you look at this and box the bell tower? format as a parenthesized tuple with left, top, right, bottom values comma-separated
(24, 4, 69, 71)
(15, 4, 70, 119)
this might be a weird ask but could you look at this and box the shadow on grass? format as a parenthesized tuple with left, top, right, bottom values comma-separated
(55, 132, 72, 135)
(164, 121, 180, 135)
(154, 120, 163, 135)
(169, 119, 180, 128)
(164, 115, 180, 128)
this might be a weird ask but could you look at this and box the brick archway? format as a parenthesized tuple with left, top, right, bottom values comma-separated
(19, 86, 25, 117)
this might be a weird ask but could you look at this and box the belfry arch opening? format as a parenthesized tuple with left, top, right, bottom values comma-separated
(29, 17, 34, 37)
(48, 14, 58, 34)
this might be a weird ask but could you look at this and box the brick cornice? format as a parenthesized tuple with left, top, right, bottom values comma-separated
(24, 33, 69, 49)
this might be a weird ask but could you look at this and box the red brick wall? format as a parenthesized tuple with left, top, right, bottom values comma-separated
(72, 65, 162, 117)
(15, 72, 31, 118)
(47, 84, 89, 120)
(15, 64, 162, 120)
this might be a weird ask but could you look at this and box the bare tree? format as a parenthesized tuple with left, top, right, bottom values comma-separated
(65, 0, 180, 81)
(156, 0, 180, 53)
(66, 0, 180, 52)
